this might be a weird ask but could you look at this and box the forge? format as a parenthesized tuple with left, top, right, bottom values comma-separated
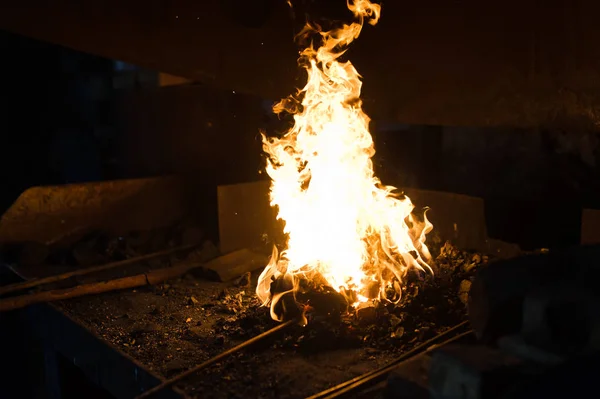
(1, 0, 600, 398)
(255, 1, 433, 325)
(0, 175, 547, 399)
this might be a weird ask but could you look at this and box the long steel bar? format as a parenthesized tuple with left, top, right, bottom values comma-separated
(306, 320, 471, 399)
(136, 319, 298, 399)
(0, 243, 199, 296)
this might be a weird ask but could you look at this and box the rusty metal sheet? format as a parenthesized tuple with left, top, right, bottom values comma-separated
(0, 177, 188, 246)
(204, 248, 268, 282)
(2, 0, 600, 127)
(217, 181, 489, 254)
(581, 209, 600, 245)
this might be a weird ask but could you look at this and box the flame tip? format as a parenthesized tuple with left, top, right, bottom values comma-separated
(256, 0, 432, 322)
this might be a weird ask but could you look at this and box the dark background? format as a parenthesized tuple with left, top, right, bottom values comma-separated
(4, 0, 600, 128)
(1, 29, 599, 251)
(1, 6, 600, 397)
(1, 2, 600, 397)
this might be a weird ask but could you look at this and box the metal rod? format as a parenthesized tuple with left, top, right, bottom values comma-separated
(136, 319, 298, 399)
(0, 243, 199, 296)
(323, 330, 474, 399)
(0, 260, 206, 312)
(306, 320, 471, 399)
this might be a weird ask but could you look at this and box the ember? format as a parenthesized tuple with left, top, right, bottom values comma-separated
(257, 0, 432, 321)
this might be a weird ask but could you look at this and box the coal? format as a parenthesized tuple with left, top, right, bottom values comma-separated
(268, 274, 305, 323)
(458, 280, 471, 305)
(55, 241, 490, 399)
(235, 272, 251, 288)
(296, 283, 349, 320)
(356, 302, 377, 325)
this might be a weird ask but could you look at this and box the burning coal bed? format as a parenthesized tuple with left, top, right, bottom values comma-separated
(55, 1, 491, 396)
(58, 240, 488, 399)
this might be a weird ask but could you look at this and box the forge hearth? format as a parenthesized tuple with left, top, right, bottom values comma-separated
(0, 176, 509, 398)
(48, 239, 487, 399)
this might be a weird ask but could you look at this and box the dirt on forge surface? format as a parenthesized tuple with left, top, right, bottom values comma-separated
(57, 242, 489, 399)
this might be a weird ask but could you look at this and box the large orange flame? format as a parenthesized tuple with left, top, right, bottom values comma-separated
(257, 0, 433, 322)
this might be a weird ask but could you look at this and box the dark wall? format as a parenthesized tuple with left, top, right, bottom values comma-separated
(0, 30, 62, 210)
(4, 0, 600, 127)
(0, 31, 123, 216)
(373, 125, 600, 249)
(0, 30, 115, 214)
(0, 29, 274, 239)
(113, 85, 272, 239)
(116, 85, 267, 184)
(1, 28, 597, 250)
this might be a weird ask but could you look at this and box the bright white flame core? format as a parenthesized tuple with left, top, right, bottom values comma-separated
(257, 0, 432, 320)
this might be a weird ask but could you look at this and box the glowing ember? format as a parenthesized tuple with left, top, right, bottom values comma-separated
(257, 0, 433, 322)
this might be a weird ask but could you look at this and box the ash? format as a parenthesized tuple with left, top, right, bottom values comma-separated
(58, 241, 487, 399)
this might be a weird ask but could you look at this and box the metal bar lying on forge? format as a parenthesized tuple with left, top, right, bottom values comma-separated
(136, 319, 299, 399)
(306, 321, 472, 399)
(0, 243, 199, 296)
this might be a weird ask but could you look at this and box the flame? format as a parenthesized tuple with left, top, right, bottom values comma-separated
(257, 0, 433, 321)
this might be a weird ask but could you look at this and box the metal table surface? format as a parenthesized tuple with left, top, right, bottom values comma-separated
(23, 302, 184, 399)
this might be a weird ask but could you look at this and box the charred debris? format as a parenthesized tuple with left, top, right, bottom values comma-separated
(15, 227, 490, 398)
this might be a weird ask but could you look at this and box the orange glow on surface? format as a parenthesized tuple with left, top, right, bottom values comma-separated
(257, 0, 432, 321)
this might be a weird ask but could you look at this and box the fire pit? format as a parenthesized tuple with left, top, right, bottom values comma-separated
(54, 240, 487, 399)
(254, 0, 434, 328)
(0, 171, 501, 399)
(1, 1, 562, 398)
